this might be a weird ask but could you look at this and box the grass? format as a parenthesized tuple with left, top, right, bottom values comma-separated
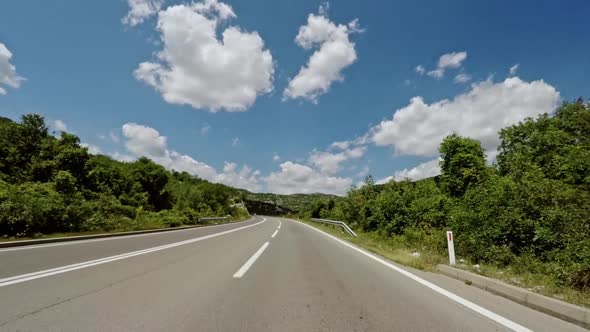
(296, 218, 446, 271)
(459, 261, 590, 308)
(0, 215, 251, 243)
(295, 217, 590, 308)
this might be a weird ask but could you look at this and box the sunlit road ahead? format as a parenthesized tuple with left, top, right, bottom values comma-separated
(0, 216, 585, 331)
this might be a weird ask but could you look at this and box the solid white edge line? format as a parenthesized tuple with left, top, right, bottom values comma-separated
(233, 242, 270, 279)
(293, 219, 533, 332)
(0, 218, 267, 288)
(271, 230, 278, 238)
(0, 217, 258, 252)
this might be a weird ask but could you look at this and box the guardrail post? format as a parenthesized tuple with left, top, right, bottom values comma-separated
(446, 230, 456, 265)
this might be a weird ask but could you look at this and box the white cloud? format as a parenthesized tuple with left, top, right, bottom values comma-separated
(308, 146, 366, 174)
(112, 152, 135, 162)
(200, 123, 211, 136)
(216, 162, 261, 192)
(53, 120, 68, 132)
(232, 137, 240, 147)
(98, 134, 107, 140)
(426, 68, 444, 79)
(438, 51, 467, 69)
(454, 73, 472, 83)
(265, 161, 352, 195)
(426, 51, 467, 79)
(392, 158, 440, 182)
(415, 65, 425, 75)
(0, 42, 24, 95)
(165, 150, 218, 180)
(119, 122, 262, 191)
(134, 0, 274, 112)
(81, 143, 102, 155)
(509, 64, 519, 76)
(331, 140, 350, 150)
(122, 0, 164, 26)
(109, 131, 120, 143)
(273, 153, 280, 161)
(283, 7, 361, 102)
(122, 123, 167, 158)
(371, 77, 560, 156)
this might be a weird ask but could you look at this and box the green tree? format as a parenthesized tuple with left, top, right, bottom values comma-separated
(439, 134, 488, 197)
(130, 157, 174, 211)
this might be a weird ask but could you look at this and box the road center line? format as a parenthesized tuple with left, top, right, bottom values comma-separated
(294, 220, 532, 332)
(0, 218, 266, 288)
(233, 242, 270, 279)
(271, 229, 279, 238)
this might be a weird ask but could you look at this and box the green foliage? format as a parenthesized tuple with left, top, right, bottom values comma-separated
(0, 114, 249, 239)
(309, 100, 590, 291)
(439, 134, 488, 197)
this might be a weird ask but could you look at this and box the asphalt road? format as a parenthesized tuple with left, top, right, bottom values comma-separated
(0, 216, 586, 331)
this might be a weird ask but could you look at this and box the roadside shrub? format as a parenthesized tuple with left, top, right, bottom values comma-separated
(0, 182, 66, 236)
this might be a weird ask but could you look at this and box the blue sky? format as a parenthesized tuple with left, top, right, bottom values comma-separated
(1, 0, 589, 194)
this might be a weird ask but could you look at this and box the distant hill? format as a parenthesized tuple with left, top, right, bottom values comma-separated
(0, 116, 14, 126)
(242, 191, 343, 214)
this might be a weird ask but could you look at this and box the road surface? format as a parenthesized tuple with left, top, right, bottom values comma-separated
(0, 216, 586, 331)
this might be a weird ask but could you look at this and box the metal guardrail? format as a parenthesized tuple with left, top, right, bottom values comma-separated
(310, 218, 357, 237)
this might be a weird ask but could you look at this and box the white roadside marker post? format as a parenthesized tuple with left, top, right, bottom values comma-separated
(446, 230, 456, 265)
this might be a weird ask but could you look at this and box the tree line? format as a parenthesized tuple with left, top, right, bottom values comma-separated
(0, 115, 248, 237)
(308, 100, 590, 291)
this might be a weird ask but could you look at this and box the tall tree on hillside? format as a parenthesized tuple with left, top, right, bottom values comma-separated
(130, 157, 174, 211)
(498, 100, 590, 185)
(439, 134, 488, 197)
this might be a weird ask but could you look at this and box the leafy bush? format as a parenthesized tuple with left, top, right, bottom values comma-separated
(312, 100, 590, 290)
(0, 115, 248, 238)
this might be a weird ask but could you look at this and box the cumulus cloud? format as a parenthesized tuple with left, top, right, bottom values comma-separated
(216, 162, 262, 192)
(308, 146, 366, 174)
(119, 122, 262, 191)
(387, 158, 441, 183)
(112, 152, 136, 162)
(283, 7, 361, 102)
(122, 123, 168, 158)
(454, 73, 471, 83)
(371, 77, 560, 156)
(265, 161, 352, 195)
(331, 140, 350, 150)
(117, 122, 361, 194)
(438, 51, 467, 69)
(134, 0, 274, 112)
(0, 42, 24, 95)
(122, 0, 163, 26)
(415, 65, 425, 75)
(81, 143, 102, 155)
(509, 64, 519, 76)
(273, 153, 280, 162)
(53, 120, 68, 132)
(426, 51, 467, 79)
(109, 131, 120, 143)
(426, 68, 444, 79)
